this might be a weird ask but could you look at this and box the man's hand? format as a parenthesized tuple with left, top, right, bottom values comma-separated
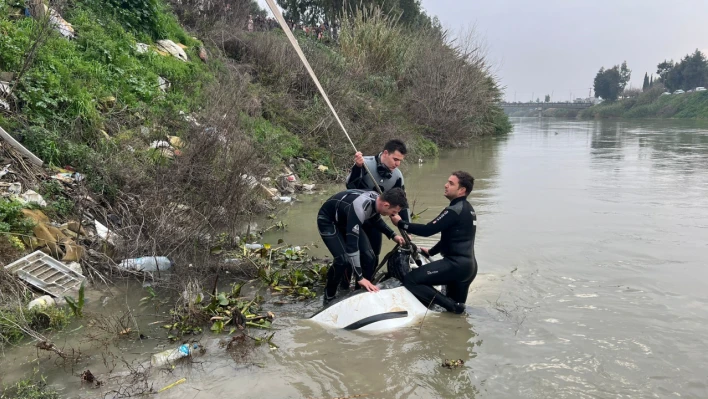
(354, 151, 364, 167)
(393, 235, 405, 246)
(419, 247, 430, 256)
(358, 278, 379, 292)
(390, 214, 402, 226)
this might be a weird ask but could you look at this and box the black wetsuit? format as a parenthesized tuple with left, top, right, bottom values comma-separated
(344, 154, 410, 284)
(317, 190, 397, 299)
(396, 196, 478, 312)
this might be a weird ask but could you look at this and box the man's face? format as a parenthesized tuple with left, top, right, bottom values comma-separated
(381, 150, 405, 171)
(376, 199, 401, 217)
(444, 175, 466, 200)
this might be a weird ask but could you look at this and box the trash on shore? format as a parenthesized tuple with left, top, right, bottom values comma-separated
(157, 377, 186, 393)
(156, 40, 189, 62)
(135, 43, 149, 54)
(28, 295, 56, 310)
(5, 250, 85, 297)
(19, 189, 46, 206)
(442, 359, 465, 369)
(119, 256, 173, 272)
(151, 343, 197, 367)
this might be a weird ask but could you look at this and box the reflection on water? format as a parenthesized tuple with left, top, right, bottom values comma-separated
(4, 118, 708, 398)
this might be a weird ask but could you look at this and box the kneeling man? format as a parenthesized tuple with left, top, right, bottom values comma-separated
(390, 171, 478, 314)
(317, 188, 407, 304)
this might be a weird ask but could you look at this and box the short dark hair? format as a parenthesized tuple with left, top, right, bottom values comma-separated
(383, 139, 407, 155)
(452, 171, 474, 195)
(380, 188, 408, 209)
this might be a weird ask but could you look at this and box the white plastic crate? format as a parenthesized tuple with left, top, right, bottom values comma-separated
(4, 250, 85, 297)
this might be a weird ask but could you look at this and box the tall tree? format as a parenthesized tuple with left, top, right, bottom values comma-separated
(656, 60, 674, 84)
(544, 94, 550, 102)
(642, 72, 649, 91)
(619, 61, 631, 91)
(594, 63, 626, 101)
(649, 74, 653, 87)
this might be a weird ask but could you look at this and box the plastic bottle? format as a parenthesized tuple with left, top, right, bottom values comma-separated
(119, 256, 173, 272)
(151, 344, 192, 367)
(28, 295, 55, 310)
(244, 243, 264, 250)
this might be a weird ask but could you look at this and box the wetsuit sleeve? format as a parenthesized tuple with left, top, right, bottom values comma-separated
(395, 178, 411, 223)
(428, 241, 442, 256)
(345, 206, 365, 281)
(371, 214, 396, 239)
(396, 207, 457, 237)
(345, 165, 367, 190)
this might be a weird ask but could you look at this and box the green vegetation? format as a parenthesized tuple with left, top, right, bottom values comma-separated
(582, 85, 708, 119)
(0, 376, 60, 399)
(0, 198, 34, 235)
(656, 50, 708, 92)
(593, 61, 631, 101)
(0, 0, 509, 274)
(586, 49, 708, 119)
(64, 282, 85, 318)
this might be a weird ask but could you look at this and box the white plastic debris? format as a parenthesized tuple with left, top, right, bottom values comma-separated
(157, 76, 170, 93)
(277, 196, 292, 203)
(65, 262, 83, 276)
(28, 295, 56, 310)
(135, 43, 149, 54)
(20, 190, 47, 206)
(48, 8, 75, 39)
(150, 140, 172, 149)
(8, 182, 21, 195)
(151, 344, 193, 367)
(244, 243, 264, 250)
(0, 164, 11, 179)
(156, 40, 189, 62)
(119, 256, 172, 272)
(94, 220, 117, 245)
(302, 184, 315, 191)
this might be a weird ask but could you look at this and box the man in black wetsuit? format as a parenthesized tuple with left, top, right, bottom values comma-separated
(318, 188, 408, 304)
(390, 171, 478, 314)
(344, 139, 411, 287)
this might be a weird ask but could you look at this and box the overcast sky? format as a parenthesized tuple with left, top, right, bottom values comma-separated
(420, 0, 708, 101)
(256, 0, 708, 101)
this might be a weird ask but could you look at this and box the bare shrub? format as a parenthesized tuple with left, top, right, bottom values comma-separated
(112, 68, 266, 270)
(167, 0, 255, 33)
(404, 27, 503, 145)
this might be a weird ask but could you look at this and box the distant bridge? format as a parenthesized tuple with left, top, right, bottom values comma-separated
(500, 102, 594, 110)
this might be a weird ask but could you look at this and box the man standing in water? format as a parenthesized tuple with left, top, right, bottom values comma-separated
(344, 139, 411, 287)
(390, 171, 478, 314)
(317, 189, 407, 304)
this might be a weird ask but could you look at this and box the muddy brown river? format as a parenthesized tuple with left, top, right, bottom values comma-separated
(3, 118, 708, 398)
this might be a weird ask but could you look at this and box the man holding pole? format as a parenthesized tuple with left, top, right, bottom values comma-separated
(343, 139, 411, 287)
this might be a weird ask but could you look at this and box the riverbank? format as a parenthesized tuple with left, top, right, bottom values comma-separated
(581, 85, 708, 119)
(0, 0, 511, 354)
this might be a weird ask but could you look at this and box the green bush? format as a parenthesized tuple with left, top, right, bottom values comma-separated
(0, 199, 34, 235)
(413, 135, 438, 157)
(0, 376, 59, 399)
(242, 114, 303, 162)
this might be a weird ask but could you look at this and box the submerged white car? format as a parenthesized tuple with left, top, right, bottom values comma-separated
(696, 87, 706, 91)
(674, 90, 685, 94)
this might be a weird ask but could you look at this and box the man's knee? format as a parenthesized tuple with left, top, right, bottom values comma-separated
(403, 270, 422, 287)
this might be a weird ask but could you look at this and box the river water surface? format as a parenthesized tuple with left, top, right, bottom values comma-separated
(5, 118, 708, 398)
